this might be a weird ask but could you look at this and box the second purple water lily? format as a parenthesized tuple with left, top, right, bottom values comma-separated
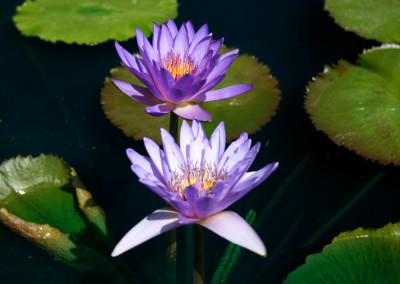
(112, 120, 278, 257)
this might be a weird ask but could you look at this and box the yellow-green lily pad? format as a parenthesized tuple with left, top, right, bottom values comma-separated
(305, 45, 400, 165)
(284, 222, 400, 283)
(0, 155, 117, 276)
(325, 0, 400, 43)
(13, 0, 178, 45)
(101, 46, 280, 144)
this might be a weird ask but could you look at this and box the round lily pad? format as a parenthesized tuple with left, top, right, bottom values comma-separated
(325, 0, 400, 43)
(13, 0, 178, 45)
(101, 46, 280, 144)
(305, 45, 400, 165)
(284, 222, 400, 283)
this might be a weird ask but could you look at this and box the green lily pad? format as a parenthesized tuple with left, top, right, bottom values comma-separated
(305, 45, 400, 165)
(13, 0, 178, 45)
(325, 0, 400, 43)
(0, 155, 117, 276)
(101, 46, 280, 144)
(284, 222, 400, 283)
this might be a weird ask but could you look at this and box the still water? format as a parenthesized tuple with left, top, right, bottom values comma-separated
(1, 0, 399, 283)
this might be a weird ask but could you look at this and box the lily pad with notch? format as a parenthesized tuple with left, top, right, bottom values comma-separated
(305, 45, 400, 165)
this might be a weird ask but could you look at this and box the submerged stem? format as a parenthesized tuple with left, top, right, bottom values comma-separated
(166, 112, 179, 284)
(194, 225, 204, 284)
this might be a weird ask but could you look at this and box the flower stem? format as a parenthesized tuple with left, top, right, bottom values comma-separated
(194, 224, 204, 284)
(166, 112, 179, 284)
(169, 112, 179, 141)
(166, 229, 177, 284)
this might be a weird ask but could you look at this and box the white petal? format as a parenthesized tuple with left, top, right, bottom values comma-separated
(191, 119, 200, 136)
(194, 119, 207, 142)
(189, 131, 209, 166)
(161, 128, 185, 173)
(204, 144, 219, 166)
(209, 121, 226, 160)
(218, 133, 249, 172)
(111, 207, 183, 257)
(126, 148, 158, 180)
(198, 211, 266, 257)
(180, 120, 195, 163)
(143, 138, 165, 179)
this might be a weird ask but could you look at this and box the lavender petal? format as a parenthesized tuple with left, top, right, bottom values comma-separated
(179, 120, 195, 162)
(193, 84, 254, 102)
(188, 23, 209, 54)
(169, 195, 195, 217)
(166, 18, 179, 38)
(189, 36, 212, 63)
(209, 121, 226, 160)
(152, 22, 161, 51)
(111, 207, 182, 257)
(216, 162, 279, 212)
(173, 24, 189, 57)
(194, 195, 220, 219)
(158, 23, 174, 59)
(173, 103, 212, 121)
(145, 103, 173, 116)
(199, 211, 266, 256)
(160, 128, 186, 173)
(112, 78, 162, 105)
(185, 20, 195, 42)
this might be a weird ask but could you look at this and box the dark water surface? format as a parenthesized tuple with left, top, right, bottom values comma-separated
(1, 0, 399, 283)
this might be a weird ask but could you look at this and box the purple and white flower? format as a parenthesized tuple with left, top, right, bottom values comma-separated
(113, 19, 253, 121)
(111, 120, 278, 257)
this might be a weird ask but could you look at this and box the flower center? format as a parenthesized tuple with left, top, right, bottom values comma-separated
(160, 52, 195, 81)
(169, 163, 227, 198)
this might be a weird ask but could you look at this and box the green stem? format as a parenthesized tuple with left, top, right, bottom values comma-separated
(166, 229, 177, 284)
(194, 225, 204, 284)
(169, 112, 179, 141)
(166, 112, 179, 284)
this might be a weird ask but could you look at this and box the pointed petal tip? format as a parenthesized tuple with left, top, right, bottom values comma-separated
(111, 248, 122, 258)
(111, 208, 182, 257)
(257, 244, 267, 257)
(267, 161, 279, 174)
(199, 211, 266, 257)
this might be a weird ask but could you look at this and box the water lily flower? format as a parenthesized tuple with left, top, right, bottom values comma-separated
(113, 19, 253, 121)
(112, 120, 278, 257)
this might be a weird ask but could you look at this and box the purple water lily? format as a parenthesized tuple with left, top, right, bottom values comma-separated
(113, 19, 253, 121)
(111, 120, 278, 257)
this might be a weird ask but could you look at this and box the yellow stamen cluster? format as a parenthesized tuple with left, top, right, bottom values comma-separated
(169, 162, 227, 199)
(161, 52, 195, 81)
